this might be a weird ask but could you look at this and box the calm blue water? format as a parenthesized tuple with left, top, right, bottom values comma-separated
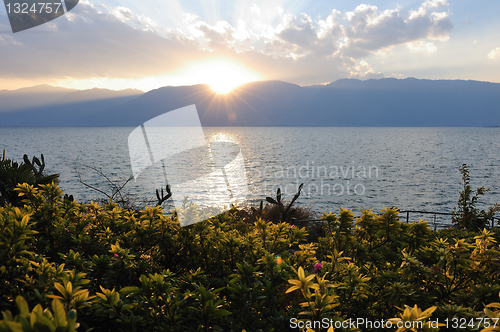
(1, 127, 499, 228)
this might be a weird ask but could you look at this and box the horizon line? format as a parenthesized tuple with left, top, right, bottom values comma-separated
(3, 76, 500, 93)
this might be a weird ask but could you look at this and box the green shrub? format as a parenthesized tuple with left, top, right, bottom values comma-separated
(0, 150, 59, 207)
(0, 296, 78, 332)
(1, 166, 500, 331)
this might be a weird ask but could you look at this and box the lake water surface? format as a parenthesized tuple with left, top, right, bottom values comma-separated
(1, 127, 499, 228)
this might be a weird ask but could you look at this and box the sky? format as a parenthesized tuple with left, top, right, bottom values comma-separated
(0, 0, 499, 92)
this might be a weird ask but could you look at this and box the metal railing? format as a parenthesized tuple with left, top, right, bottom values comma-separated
(399, 210, 452, 231)
(399, 210, 497, 231)
(292, 210, 498, 231)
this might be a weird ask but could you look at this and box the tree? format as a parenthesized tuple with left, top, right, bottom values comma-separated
(452, 164, 499, 231)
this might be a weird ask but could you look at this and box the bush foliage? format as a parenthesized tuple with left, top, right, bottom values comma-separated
(1, 156, 500, 331)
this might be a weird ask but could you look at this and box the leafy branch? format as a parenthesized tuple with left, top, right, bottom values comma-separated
(265, 183, 304, 223)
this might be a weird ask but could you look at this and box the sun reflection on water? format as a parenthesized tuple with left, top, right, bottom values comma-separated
(208, 132, 239, 144)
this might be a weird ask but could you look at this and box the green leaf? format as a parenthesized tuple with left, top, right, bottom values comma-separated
(15, 296, 30, 317)
(120, 286, 140, 295)
(51, 299, 67, 327)
(215, 309, 231, 317)
(66, 310, 77, 327)
(0, 321, 24, 332)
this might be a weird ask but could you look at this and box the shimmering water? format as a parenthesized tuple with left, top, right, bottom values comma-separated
(1, 127, 500, 228)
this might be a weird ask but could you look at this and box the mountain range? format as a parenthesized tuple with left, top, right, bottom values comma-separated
(0, 78, 499, 127)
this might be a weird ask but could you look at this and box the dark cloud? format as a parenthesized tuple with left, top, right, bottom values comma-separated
(0, 3, 203, 80)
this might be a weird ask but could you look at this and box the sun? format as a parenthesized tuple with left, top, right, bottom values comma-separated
(186, 59, 261, 94)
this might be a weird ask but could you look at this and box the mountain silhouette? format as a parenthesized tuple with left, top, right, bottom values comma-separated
(0, 78, 499, 127)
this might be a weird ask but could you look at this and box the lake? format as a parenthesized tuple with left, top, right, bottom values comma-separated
(1, 127, 499, 228)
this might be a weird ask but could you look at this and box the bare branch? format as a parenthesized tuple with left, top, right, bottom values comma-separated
(74, 166, 111, 199)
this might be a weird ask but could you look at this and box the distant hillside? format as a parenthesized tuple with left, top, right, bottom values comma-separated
(0, 87, 143, 126)
(0, 78, 499, 127)
(0, 85, 77, 112)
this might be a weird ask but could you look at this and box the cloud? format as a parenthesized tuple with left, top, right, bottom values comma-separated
(277, 11, 341, 57)
(182, 0, 451, 61)
(111, 6, 134, 22)
(194, 20, 236, 50)
(347, 60, 384, 79)
(343, 3, 452, 57)
(487, 47, 500, 60)
(422, 0, 448, 9)
(0, 3, 204, 80)
(0, 0, 454, 86)
(407, 40, 438, 53)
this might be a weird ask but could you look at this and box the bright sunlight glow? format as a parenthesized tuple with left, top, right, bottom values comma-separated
(52, 59, 262, 93)
(186, 59, 261, 94)
(208, 132, 239, 144)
